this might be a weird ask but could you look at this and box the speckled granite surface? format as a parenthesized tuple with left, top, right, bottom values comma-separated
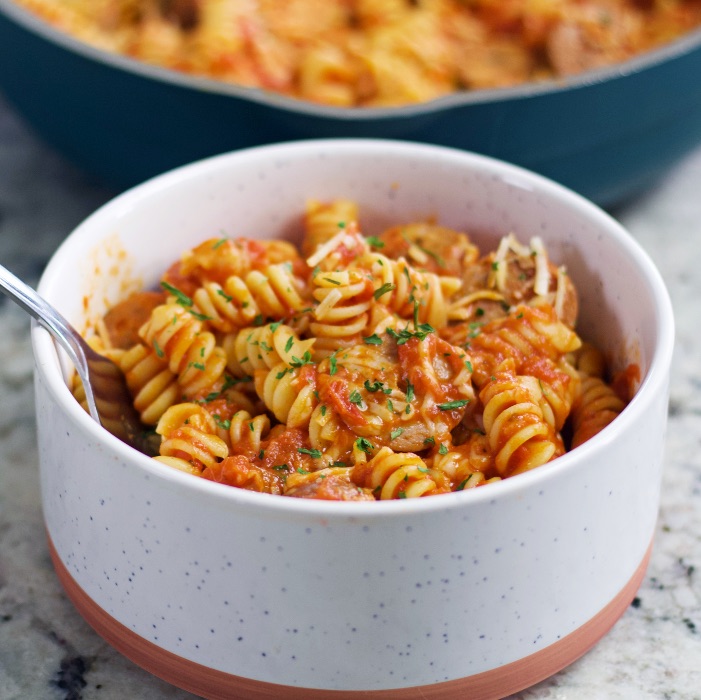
(0, 93, 699, 699)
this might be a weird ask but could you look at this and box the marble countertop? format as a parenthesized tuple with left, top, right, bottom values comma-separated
(0, 93, 699, 700)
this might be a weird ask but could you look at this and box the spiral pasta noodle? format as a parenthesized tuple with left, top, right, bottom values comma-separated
(303, 199, 360, 256)
(154, 402, 230, 473)
(86, 197, 636, 500)
(309, 268, 373, 357)
(570, 376, 627, 449)
(480, 368, 565, 477)
(138, 302, 228, 398)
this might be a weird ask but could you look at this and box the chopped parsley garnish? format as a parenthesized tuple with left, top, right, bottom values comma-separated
(328, 351, 339, 375)
(355, 437, 374, 453)
(161, 281, 192, 307)
(438, 443, 449, 455)
(363, 333, 383, 345)
(284, 336, 295, 353)
(213, 415, 231, 430)
(437, 399, 470, 411)
(349, 390, 363, 405)
(365, 236, 384, 249)
(290, 351, 314, 368)
(374, 282, 396, 300)
(390, 428, 404, 441)
(364, 379, 383, 393)
(298, 448, 322, 459)
(387, 323, 434, 345)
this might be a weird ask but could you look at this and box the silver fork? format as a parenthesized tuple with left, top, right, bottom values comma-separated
(0, 262, 155, 455)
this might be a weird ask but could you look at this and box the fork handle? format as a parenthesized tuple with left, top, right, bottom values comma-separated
(0, 262, 98, 421)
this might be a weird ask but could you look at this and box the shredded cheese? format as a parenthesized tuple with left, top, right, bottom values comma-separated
(530, 236, 550, 297)
(554, 266, 568, 320)
(314, 287, 343, 319)
(306, 230, 355, 268)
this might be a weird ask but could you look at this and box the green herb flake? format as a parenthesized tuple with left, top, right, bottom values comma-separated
(290, 351, 314, 368)
(188, 310, 212, 322)
(355, 437, 374, 453)
(387, 323, 434, 345)
(329, 352, 338, 376)
(363, 333, 383, 345)
(365, 236, 385, 249)
(437, 399, 470, 411)
(373, 282, 396, 300)
(364, 379, 383, 393)
(390, 428, 404, 441)
(213, 415, 231, 430)
(298, 448, 322, 459)
(161, 281, 193, 308)
(349, 390, 363, 405)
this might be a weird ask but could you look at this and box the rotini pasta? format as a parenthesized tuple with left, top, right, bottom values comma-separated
(14, 0, 701, 107)
(84, 196, 638, 499)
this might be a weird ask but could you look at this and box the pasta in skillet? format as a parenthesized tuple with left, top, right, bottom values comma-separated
(78, 198, 637, 500)
(14, 0, 701, 107)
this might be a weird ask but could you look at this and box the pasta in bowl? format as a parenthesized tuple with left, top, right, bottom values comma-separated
(79, 200, 635, 500)
(32, 140, 673, 699)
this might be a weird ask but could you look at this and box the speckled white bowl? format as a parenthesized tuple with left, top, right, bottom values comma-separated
(32, 140, 673, 700)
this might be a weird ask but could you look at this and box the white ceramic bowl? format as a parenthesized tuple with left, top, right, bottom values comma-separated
(32, 140, 673, 699)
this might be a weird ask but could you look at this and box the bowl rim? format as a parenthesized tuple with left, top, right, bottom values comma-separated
(32, 138, 675, 519)
(2, 0, 701, 120)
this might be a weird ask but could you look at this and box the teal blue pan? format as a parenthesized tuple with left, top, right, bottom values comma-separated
(1, 0, 701, 206)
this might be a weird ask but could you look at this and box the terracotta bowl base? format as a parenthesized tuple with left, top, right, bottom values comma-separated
(48, 535, 651, 700)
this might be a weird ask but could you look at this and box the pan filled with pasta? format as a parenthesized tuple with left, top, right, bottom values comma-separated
(32, 140, 673, 699)
(1, 0, 701, 205)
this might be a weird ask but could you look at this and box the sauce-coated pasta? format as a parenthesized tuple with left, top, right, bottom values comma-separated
(14, 0, 701, 107)
(78, 199, 637, 500)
